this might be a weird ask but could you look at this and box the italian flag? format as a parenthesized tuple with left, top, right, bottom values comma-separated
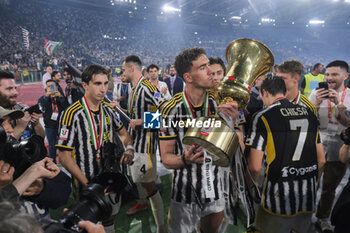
(44, 39, 63, 56)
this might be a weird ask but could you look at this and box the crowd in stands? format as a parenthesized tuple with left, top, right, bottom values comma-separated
(1, 0, 349, 76)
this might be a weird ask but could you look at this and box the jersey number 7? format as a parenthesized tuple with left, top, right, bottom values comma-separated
(289, 119, 309, 161)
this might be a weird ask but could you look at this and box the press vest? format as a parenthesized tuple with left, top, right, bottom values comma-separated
(304, 73, 324, 98)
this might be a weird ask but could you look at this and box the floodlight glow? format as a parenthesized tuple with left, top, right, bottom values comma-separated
(309, 20, 325, 24)
(163, 5, 181, 12)
(231, 16, 241, 20)
(345, 0, 350, 2)
(261, 18, 275, 23)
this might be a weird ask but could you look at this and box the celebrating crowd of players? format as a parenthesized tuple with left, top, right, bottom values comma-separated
(0, 47, 349, 233)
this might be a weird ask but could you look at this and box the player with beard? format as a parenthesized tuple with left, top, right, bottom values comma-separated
(159, 48, 238, 233)
(122, 55, 167, 233)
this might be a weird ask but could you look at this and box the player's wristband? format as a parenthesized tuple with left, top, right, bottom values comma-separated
(182, 154, 188, 167)
(126, 145, 134, 151)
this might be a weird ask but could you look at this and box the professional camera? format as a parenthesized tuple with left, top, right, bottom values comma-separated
(26, 103, 43, 114)
(64, 60, 85, 95)
(42, 171, 128, 233)
(0, 130, 47, 179)
(41, 138, 130, 233)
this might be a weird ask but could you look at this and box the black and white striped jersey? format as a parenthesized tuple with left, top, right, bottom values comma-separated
(159, 92, 223, 204)
(246, 98, 320, 216)
(56, 99, 123, 182)
(292, 91, 317, 115)
(128, 78, 166, 154)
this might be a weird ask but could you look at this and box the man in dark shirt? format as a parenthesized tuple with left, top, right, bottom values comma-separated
(38, 79, 68, 162)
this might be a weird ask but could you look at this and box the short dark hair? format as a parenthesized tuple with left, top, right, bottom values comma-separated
(51, 71, 59, 78)
(124, 55, 142, 68)
(209, 57, 226, 75)
(278, 59, 304, 76)
(147, 64, 159, 72)
(62, 67, 71, 74)
(313, 63, 322, 71)
(0, 70, 15, 80)
(261, 76, 286, 96)
(45, 79, 56, 85)
(81, 64, 109, 84)
(174, 47, 206, 79)
(326, 60, 349, 72)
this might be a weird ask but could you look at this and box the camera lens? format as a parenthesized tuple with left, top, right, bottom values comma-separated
(59, 183, 112, 230)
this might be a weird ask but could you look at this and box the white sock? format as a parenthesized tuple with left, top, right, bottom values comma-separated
(149, 190, 166, 233)
(104, 224, 115, 233)
(136, 182, 147, 205)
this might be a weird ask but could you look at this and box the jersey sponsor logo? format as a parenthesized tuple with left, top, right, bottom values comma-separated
(281, 164, 317, 177)
(59, 128, 69, 140)
(143, 110, 161, 129)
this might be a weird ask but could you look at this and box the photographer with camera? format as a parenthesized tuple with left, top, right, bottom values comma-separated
(0, 70, 46, 141)
(0, 157, 59, 201)
(308, 60, 350, 232)
(62, 67, 84, 105)
(0, 200, 107, 233)
(38, 79, 69, 163)
(0, 105, 71, 219)
(57, 64, 134, 233)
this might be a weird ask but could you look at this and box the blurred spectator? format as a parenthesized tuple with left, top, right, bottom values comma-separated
(164, 65, 183, 96)
(113, 71, 131, 128)
(38, 79, 68, 163)
(106, 66, 114, 100)
(42, 66, 52, 88)
(300, 63, 324, 98)
(147, 64, 171, 100)
(51, 70, 64, 96)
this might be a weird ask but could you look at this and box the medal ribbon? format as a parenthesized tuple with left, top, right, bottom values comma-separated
(293, 91, 301, 105)
(128, 76, 144, 114)
(81, 96, 106, 154)
(182, 89, 209, 119)
(273, 97, 287, 104)
(51, 97, 58, 112)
